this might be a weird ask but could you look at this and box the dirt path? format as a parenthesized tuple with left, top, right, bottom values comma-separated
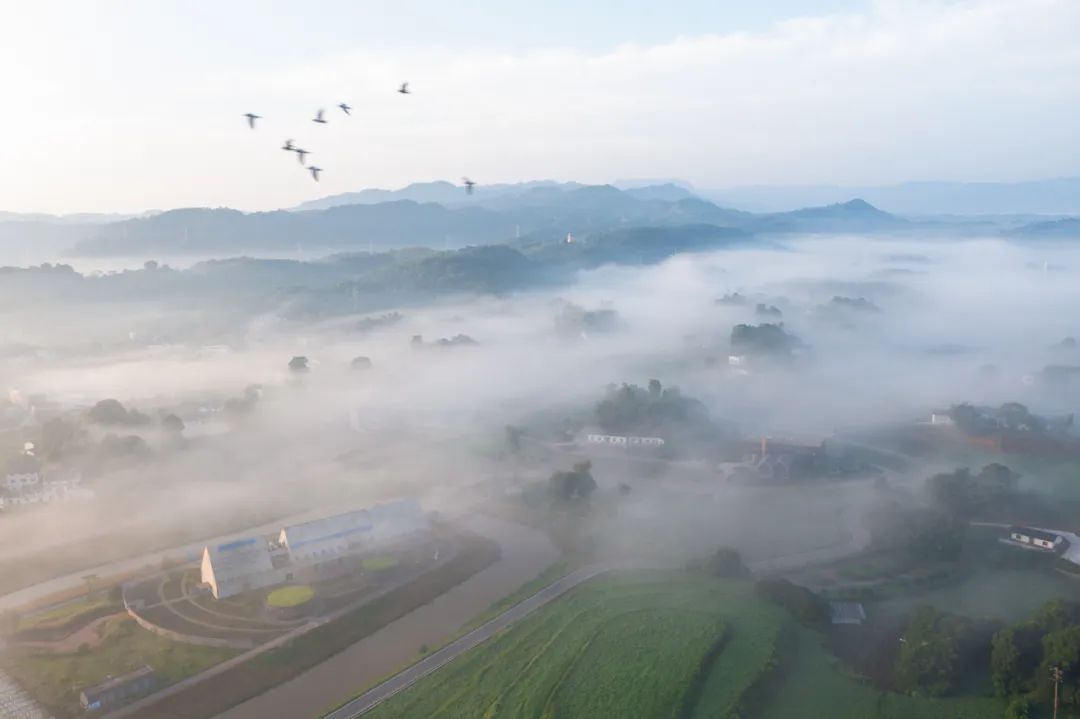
(14, 612, 124, 654)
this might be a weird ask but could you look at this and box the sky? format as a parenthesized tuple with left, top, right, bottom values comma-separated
(3, 0, 1079, 214)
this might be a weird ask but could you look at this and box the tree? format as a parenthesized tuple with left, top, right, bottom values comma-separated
(895, 606, 961, 696)
(1004, 696, 1031, 719)
(755, 578, 828, 623)
(549, 460, 597, 502)
(38, 417, 77, 459)
(87, 399, 130, 425)
(161, 413, 185, 434)
(993, 628, 1023, 696)
(288, 356, 310, 373)
(1041, 625, 1080, 706)
(704, 548, 749, 578)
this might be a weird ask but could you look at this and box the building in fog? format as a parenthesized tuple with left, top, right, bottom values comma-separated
(584, 433, 665, 448)
(201, 538, 276, 599)
(278, 509, 373, 563)
(1008, 526, 1067, 552)
(200, 499, 429, 599)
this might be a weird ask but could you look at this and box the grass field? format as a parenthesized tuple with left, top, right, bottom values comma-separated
(4, 616, 237, 718)
(362, 571, 1014, 719)
(365, 572, 779, 719)
(266, 585, 315, 608)
(362, 555, 399, 572)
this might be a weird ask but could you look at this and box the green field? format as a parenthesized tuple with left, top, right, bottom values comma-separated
(361, 555, 399, 572)
(4, 617, 237, 718)
(361, 571, 1011, 719)
(364, 572, 783, 719)
(266, 585, 315, 608)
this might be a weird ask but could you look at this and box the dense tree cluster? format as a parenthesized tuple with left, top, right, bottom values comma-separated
(594, 380, 710, 437)
(87, 399, 150, 427)
(925, 463, 1018, 517)
(868, 502, 967, 562)
(830, 296, 881, 312)
(991, 600, 1080, 709)
(730, 323, 802, 358)
(755, 303, 782, 318)
(754, 578, 828, 624)
(948, 402, 1067, 437)
(548, 461, 597, 502)
(894, 606, 993, 697)
(554, 302, 620, 337)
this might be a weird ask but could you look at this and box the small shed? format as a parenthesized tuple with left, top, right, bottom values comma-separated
(829, 601, 867, 625)
(80, 665, 158, 712)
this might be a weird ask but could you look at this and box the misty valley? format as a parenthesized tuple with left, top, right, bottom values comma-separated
(2, 190, 1080, 719)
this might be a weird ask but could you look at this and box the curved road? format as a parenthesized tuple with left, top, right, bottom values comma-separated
(216, 514, 559, 719)
(0, 501, 413, 612)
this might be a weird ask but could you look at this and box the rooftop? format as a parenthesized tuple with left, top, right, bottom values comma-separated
(204, 537, 274, 582)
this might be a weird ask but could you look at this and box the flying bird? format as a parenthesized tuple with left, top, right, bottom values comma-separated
(398, 82, 410, 94)
(282, 139, 294, 151)
(338, 102, 352, 115)
(244, 113, 261, 129)
(294, 148, 309, 165)
(308, 166, 322, 182)
(463, 177, 476, 195)
(312, 108, 327, 124)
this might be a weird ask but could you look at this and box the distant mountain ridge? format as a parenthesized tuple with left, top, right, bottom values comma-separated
(704, 177, 1080, 215)
(72, 184, 909, 257)
(1006, 217, 1080, 240)
(71, 187, 911, 257)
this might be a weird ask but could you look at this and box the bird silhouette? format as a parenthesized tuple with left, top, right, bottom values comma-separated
(463, 177, 476, 195)
(398, 82, 410, 94)
(338, 103, 352, 115)
(309, 166, 322, 182)
(282, 139, 294, 151)
(294, 148, 309, 165)
(313, 108, 327, 124)
(244, 113, 261, 129)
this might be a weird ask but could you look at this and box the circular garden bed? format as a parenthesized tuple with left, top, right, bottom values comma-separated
(264, 585, 320, 620)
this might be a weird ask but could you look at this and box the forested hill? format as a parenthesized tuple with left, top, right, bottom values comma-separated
(0, 223, 752, 319)
(68, 185, 905, 257)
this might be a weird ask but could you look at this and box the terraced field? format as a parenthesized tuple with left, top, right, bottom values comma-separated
(365, 572, 785, 719)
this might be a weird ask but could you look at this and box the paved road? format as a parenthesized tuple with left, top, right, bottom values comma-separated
(323, 562, 635, 719)
(216, 515, 559, 719)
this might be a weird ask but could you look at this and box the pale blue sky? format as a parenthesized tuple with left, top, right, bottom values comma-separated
(4, 1, 1078, 213)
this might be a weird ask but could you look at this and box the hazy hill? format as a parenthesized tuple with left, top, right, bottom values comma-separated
(73, 202, 518, 256)
(750, 199, 908, 233)
(291, 180, 588, 211)
(706, 177, 1080, 215)
(1006, 217, 1080, 240)
(72, 185, 751, 256)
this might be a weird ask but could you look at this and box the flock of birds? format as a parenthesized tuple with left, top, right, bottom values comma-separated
(243, 82, 475, 193)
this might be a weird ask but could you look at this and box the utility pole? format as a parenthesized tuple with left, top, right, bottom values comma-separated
(1052, 665, 1063, 719)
